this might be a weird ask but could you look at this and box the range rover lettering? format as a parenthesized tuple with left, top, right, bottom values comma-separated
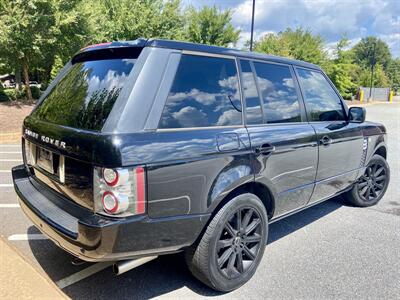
(12, 39, 390, 292)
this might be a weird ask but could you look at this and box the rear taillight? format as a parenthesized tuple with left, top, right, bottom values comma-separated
(23, 139, 36, 166)
(93, 166, 146, 217)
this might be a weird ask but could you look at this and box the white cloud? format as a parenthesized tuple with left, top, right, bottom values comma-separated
(230, 0, 400, 57)
(168, 88, 216, 105)
(172, 106, 208, 127)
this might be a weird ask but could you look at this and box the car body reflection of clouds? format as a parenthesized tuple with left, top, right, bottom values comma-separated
(122, 137, 215, 164)
(211, 165, 251, 200)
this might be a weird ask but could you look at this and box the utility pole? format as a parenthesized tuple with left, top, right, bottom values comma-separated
(369, 42, 376, 101)
(249, 0, 255, 51)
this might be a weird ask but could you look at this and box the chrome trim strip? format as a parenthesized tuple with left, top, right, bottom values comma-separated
(182, 50, 236, 59)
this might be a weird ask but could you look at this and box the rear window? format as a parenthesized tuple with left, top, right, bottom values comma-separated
(31, 58, 136, 131)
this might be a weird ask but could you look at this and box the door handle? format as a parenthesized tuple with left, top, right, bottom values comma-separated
(320, 136, 333, 146)
(255, 144, 275, 155)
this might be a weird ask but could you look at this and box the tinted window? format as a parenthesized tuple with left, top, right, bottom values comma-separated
(32, 59, 135, 131)
(254, 62, 301, 123)
(240, 60, 263, 124)
(297, 68, 345, 121)
(159, 55, 242, 128)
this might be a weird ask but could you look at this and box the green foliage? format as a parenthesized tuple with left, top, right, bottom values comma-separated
(89, 0, 184, 42)
(0, 89, 17, 101)
(50, 55, 64, 81)
(0, 91, 8, 102)
(0, 0, 397, 102)
(353, 37, 391, 70)
(357, 64, 389, 88)
(387, 58, 400, 92)
(0, 0, 92, 99)
(326, 63, 356, 99)
(28, 86, 42, 99)
(0, 83, 8, 102)
(254, 31, 396, 98)
(0, 0, 53, 69)
(254, 28, 326, 65)
(0, 86, 40, 101)
(325, 37, 357, 99)
(184, 6, 240, 46)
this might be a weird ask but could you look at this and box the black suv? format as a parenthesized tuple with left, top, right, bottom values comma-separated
(12, 39, 390, 292)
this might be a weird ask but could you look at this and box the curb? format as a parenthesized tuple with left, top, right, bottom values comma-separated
(0, 237, 68, 299)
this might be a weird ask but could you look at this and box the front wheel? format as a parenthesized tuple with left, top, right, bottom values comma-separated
(345, 154, 390, 207)
(186, 193, 268, 292)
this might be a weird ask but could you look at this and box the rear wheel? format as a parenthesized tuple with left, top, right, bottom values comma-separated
(346, 154, 390, 207)
(186, 193, 268, 292)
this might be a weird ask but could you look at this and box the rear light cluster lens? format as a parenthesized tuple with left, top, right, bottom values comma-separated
(103, 169, 118, 186)
(23, 139, 36, 166)
(94, 166, 146, 217)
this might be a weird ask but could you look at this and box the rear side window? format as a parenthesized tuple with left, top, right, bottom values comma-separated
(253, 62, 301, 123)
(159, 54, 242, 129)
(32, 58, 136, 131)
(240, 60, 263, 125)
(296, 68, 345, 121)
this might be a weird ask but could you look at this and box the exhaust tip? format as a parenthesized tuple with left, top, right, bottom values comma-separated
(113, 256, 158, 276)
(112, 263, 120, 275)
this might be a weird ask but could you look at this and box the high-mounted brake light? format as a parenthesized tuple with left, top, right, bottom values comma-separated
(94, 166, 146, 217)
(81, 42, 112, 51)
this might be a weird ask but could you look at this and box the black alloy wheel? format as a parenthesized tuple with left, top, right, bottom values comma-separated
(185, 193, 268, 292)
(357, 161, 387, 202)
(346, 154, 390, 207)
(216, 207, 263, 279)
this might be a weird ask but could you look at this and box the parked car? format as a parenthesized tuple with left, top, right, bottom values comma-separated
(29, 81, 41, 89)
(12, 39, 390, 292)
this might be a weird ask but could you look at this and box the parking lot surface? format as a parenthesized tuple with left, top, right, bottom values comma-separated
(0, 102, 399, 299)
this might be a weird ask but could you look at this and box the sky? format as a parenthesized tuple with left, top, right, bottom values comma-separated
(183, 0, 400, 57)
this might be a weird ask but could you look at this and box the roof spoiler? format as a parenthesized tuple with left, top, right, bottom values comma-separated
(72, 38, 148, 63)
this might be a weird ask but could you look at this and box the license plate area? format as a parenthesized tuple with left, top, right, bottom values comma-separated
(37, 147, 54, 174)
(34, 146, 65, 183)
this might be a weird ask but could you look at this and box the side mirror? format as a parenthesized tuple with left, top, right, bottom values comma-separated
(348, 107, 366, 123)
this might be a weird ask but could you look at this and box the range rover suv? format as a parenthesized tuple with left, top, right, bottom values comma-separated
(12, 39, 390, 292)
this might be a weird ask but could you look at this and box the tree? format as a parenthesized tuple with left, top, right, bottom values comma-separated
(357, 64, 389, 88)
(353, 37, 391, 70)
(386, 58, 400, 92)
(0, 0, 55, 100)
(40, 0, 92, 84)
(90, 0, 184, 42)
(0, 0, 91, 100)
(325, 37, 357, 98)
(254, 28, 326, 65)
(252, 33, 290, 57)
(184, 6, 240, 47)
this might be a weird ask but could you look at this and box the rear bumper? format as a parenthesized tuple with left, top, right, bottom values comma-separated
(12, 165, 209, 262)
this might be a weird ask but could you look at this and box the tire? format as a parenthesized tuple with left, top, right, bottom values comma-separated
(345, 154, 390, 207)
(185, 193, 268, 292)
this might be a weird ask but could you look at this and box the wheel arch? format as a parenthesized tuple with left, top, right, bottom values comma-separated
(374, 145, 387, 159)
(209, 181, 275, 221)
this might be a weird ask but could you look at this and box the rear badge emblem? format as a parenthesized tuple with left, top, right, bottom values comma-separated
(24, 129, 66, 149)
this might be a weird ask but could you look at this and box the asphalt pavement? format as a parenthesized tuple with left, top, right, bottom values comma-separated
(0, 102, 399, 299)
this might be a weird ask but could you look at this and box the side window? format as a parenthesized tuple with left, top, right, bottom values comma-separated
(240, 60, 263, 124)
(296, 68, 345, 121)
(159, 54, 242, 129)
(253, 62, 302, 123)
